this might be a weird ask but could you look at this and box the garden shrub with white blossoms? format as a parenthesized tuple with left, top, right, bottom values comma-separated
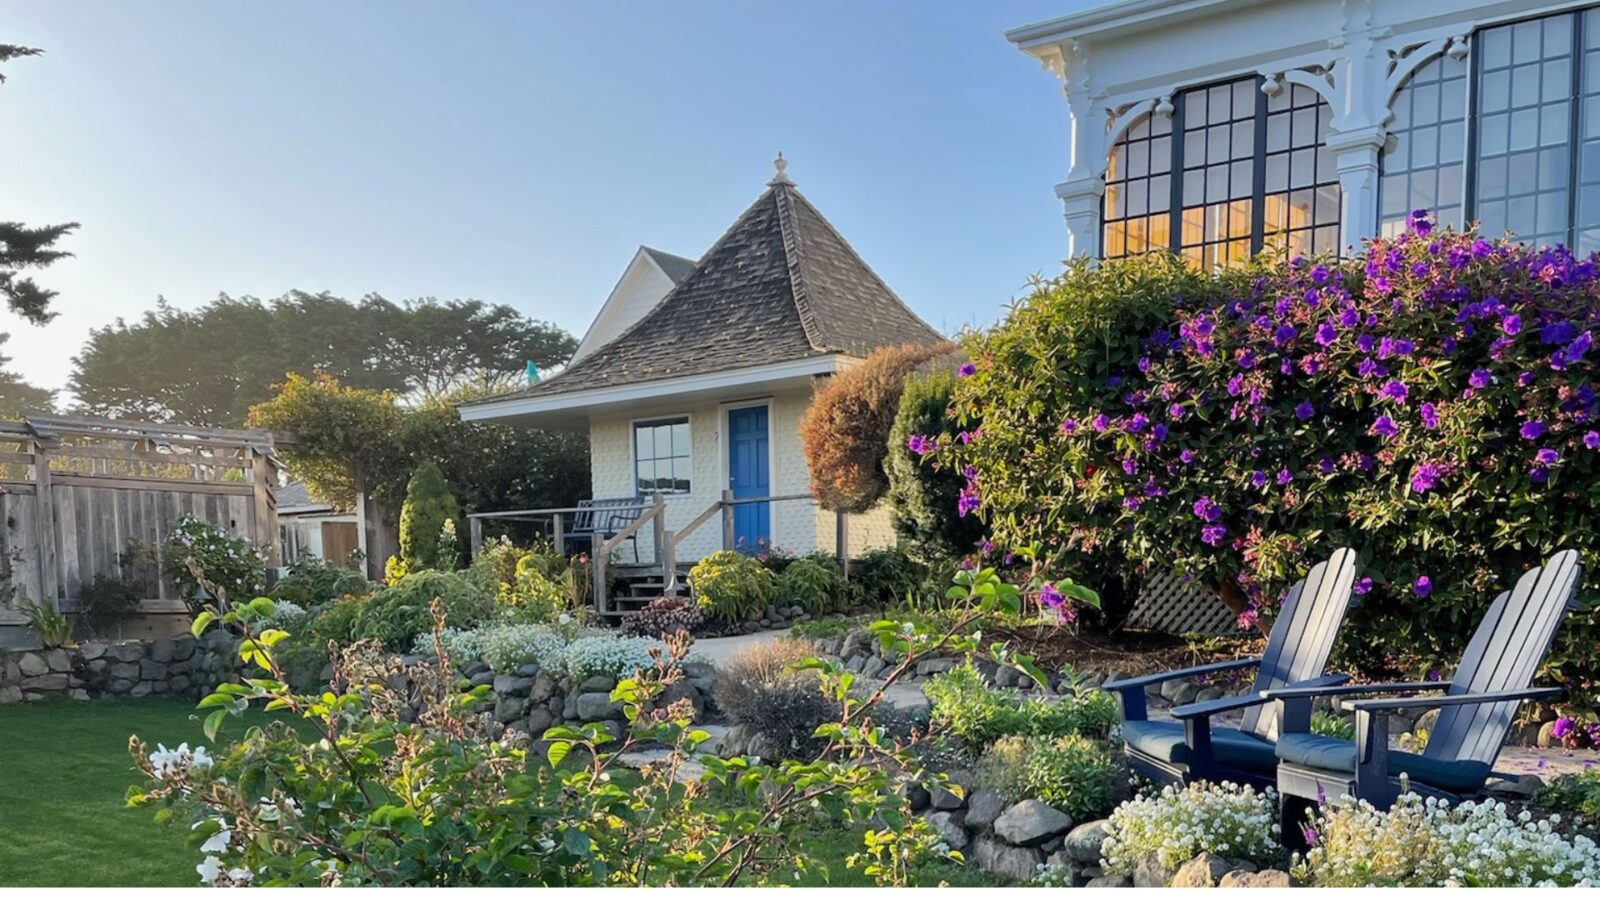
(1099, 781, 1283, 877)
(410, 620, 666, 681)
(1295, 793, 1600, 887)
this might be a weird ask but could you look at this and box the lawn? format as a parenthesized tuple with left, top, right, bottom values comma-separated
(0, 697, 245, 887)
(0, 698, 1003, 888)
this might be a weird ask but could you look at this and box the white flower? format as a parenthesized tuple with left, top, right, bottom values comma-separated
(226, 867, 254, 885)
(193, 818, 232, 853)
(196, 855, 223, 885)
(150, 742, 213, 780)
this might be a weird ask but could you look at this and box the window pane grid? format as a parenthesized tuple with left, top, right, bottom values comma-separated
(1474, 11, 1578, 250)
(1101, 76, 1341, 269)
(1381, 53, 1469, 236)
(1101, 108, 1173, 260)
(633, 417, 691, 493)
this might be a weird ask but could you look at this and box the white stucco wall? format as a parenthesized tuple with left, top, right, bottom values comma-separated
(587, 386, 899, 566)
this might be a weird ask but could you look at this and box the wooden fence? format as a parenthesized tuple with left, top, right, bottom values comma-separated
(0, 415, 283, 627)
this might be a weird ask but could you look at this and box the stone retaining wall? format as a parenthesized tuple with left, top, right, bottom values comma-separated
(0, 630, 242, 704)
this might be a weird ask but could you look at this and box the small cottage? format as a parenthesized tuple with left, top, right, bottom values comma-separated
(461, 158, 944, 564)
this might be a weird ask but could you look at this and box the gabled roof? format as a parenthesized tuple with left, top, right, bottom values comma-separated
(478, 163, 943, 401)
(640, 246, 697, 285)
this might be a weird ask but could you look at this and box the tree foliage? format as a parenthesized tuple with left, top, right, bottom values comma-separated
(799, 342, 954, 513)
(886, 368, 985, 561)
(248, 372, 588, 516)
(0, 332, 53, 416)
(398, 461, 459, 572)
(0, 45, 78, 325)
(72, 293, 576, 426)
(946, 217, 1600, 702)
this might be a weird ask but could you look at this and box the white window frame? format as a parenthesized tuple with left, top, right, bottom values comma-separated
(630, 413, 693, 495)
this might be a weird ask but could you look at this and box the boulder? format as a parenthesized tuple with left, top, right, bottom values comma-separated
(903, 782, 932, 813)
(1484, 773, 1543, 800)
(151, 639, 175, 663)
(129, 682, 153, 697)
(579, 674, 616, 693)
(1160, 679, 1200, 706)
(17, 653, 48, 677)
(108, 678, 135, 694)
(0, 685, 21, 704)
(926, 810, 970, 851)
(1195, 686, 1225, 703)
(494, 675, 534, 697)
(79, 642, 108, 662)
(1064, 819, 1112, 863)
(840, 631, 869, 660)
(524, 708, 555, 736)
(21, 673, 68, 691)
(1133, 854, 1176, 888)
(970, 836, 1046, 882)
(995, 666, 1018, 688)
(994, 799, 1073, 847)
(659, 680, 705, 720)
(139, 659, 169, 681)
(575, 692, 621, 721)
(861, 656, 887, 679)
(470, 670, 497, 688)
(109, 662, 140, 681)
(1085, 874, 1131, 888)
(1171, 852, 1232, 887)
(494, 695, 527, 724)
(171, 637, 197, 661)
(530, 673, 557, 703)
(715, 723, 755, 757)
(1218, 869, 1293, 888)
(916, 657, 958, 677)
(845, 656, 866, 673)
(964, 788, 1006, 830)
(929, 786, 964, 811)
(111, 642, 145, 663)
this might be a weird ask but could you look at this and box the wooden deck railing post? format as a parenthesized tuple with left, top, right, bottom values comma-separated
(468, 516, 483, 558)
(721, 489, 735, 551)
(593, 550, 607, 615)
(552, 513, 565, 556)
(661, 529, 677, 591)
(835, 509, 849, 581)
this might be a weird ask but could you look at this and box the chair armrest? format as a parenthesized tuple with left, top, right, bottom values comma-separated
(1260, 680, 1442, 701)
(1171, 674, 1352, 720)
(1345, 686, 1563, 713)
(1102, 657, 1263, 692)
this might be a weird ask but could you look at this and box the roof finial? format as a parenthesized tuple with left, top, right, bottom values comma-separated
(768, 151, 794, 186)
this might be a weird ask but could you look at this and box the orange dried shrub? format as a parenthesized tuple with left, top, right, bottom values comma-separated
(798, 341, 957, 513)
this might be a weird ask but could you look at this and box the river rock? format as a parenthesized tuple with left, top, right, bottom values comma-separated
(1171, 852, 1232, 887)
(971, 836, 1045, 881)
(1064, 819, 1112, 863)
(965, 788, 1006, 830)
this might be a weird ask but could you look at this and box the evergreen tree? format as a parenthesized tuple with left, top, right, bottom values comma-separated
(398, 460, 459, 572)
(1, 45, 78, 325)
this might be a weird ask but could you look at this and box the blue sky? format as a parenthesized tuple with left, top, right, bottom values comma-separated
(2, 1, 1089, 394)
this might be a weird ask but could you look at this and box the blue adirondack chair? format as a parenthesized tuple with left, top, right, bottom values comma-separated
(1104, 548, 1359, 788)
(1267, 549, 1581, 824)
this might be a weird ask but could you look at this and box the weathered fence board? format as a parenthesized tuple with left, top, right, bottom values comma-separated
(0, 416, 284, 618)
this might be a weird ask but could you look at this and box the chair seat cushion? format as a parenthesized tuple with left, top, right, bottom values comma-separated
(1275, 733, 1491, 794)
(1122, 720, 1277, 771)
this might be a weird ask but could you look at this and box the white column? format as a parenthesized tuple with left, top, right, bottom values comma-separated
(1055, 177, 1105, 260)
(1324, 126, 1386, 250)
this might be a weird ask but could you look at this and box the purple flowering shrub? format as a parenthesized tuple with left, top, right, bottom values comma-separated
(946, 215, 1598, 703)
(886, 368, 987, 560)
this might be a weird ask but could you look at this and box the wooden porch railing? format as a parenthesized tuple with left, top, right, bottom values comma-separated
(660, 490, 850, 591)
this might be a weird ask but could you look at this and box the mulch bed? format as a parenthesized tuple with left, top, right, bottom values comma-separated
(979, 623, 1264, 677)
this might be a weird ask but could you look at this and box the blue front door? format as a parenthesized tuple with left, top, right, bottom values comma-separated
(727, 405, 770, 550)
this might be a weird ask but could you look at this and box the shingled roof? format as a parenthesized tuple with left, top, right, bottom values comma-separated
(491, 161, 943, 400)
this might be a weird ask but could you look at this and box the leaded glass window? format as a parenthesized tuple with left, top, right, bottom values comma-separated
(1381, 54, 1469, 236)
(1100, 76, 1341, 268)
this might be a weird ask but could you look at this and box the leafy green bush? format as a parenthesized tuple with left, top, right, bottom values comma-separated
(945, 224, 1600, 695)
(497, 559, 565, 623)
(78, 574, 143, 637)
(1101, 782, 1283, 878)
(776, 556, 847, 616)
(353, 570, 496, 648)
(976, 733, 1120, 822)
(1294, 794, 1600, 886)
(924, 661, 1117, 745)
(397, 460, 460, 572)
(1539, 769, 1600, 819)
(689, 550, 776, 621)
(269, 557, 370, 612)
(308, 596, 367, 647)
(887, 369, 986, 561)
(163, 516, 267, 612)
(848, 547, 927, 607)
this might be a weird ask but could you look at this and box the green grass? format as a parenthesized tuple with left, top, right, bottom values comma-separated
(0, 699, 1009, 887)
(0, 697, 270, 887)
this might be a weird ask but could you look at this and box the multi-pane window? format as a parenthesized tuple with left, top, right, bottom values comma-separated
(633, 417, 690, 493)
(1102, 113, 1173, 259)
(1381, 55, 1469, 236)
(1100, 77, 1341, 268)
(1475, 13, 1580, 250)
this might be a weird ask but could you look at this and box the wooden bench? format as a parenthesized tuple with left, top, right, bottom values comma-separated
(566, 496, 648, 562)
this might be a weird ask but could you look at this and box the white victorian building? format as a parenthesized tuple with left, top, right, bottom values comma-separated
(1007, 0, 1600, 265)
